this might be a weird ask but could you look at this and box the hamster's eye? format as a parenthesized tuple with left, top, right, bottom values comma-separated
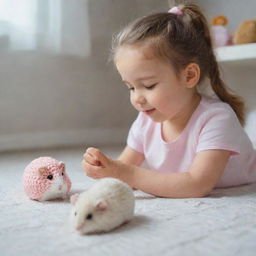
(86, 213, 93, 220)
(47, 175, 53, 180)
(62, 172, 64, 176)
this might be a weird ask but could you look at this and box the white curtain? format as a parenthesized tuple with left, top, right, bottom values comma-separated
(0, 0, 91, 57)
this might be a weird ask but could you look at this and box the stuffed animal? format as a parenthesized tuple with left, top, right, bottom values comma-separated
(23, 157, 72, 201)
(211, 15, 232, 47)
(70, 178, 135, 235)
(233, 20, 256, 45)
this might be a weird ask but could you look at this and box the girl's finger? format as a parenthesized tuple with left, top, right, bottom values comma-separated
(83, 152, 100, 166)
(86, 148, 110, 167)
(82, 160, 102, 178)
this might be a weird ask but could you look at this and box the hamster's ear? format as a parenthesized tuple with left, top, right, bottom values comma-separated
(70, 193, 80, 205)
(95, 200, 108, 211)
(38, 167, 48, 175)
(59, 161, 65, 170)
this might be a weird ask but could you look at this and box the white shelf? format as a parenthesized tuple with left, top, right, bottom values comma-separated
(215, 43, 256, 63)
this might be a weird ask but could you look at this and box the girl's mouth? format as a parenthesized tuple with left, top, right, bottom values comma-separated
(143, 108, 155, 115)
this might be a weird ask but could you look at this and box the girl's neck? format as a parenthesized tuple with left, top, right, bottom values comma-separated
(162, 93, 201, 142)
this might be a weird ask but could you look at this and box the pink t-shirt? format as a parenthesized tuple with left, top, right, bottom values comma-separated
(127, 94, 256, 187)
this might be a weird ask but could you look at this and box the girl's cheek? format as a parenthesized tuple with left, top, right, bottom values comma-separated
(130, 94, 135, 105)
(153, 94, 172, 111)
(130, 95, 138, 109)
(149, 93, 164, 107)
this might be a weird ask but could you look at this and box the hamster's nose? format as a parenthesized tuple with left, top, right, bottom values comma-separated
(76, 224, 84, 231)
(58, 185, 62, 191)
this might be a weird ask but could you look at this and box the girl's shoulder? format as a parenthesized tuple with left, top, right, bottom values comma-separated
(196, 94, 241, 127)
(200, 94, 237, 116)
(200, 94, 231, 109)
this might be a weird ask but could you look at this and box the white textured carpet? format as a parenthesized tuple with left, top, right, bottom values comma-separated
(1, 146, 256, 256)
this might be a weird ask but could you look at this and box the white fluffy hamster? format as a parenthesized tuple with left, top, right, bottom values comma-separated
(70, 178, 135, 235)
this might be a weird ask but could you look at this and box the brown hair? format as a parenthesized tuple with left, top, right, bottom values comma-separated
(111, 2, 245, 126)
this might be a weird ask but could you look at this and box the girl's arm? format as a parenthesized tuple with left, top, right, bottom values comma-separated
(83, 147, 230, 198)
(118, 149, 231, 198)
(117, 146, 145, 166)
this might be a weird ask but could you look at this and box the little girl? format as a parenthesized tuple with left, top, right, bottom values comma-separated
(82, 3, 256, 198)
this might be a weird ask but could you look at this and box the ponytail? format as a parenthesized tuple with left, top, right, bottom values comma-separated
(182, 3, 245, 126)
(207, 52, 245, 126)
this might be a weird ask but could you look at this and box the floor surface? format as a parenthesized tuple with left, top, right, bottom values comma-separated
(1, 146, 256, 256)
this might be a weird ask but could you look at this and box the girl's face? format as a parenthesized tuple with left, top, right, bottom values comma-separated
(115, 45, 197, 123)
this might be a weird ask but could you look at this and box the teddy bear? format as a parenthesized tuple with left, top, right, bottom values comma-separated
(233, 20, 256, 45)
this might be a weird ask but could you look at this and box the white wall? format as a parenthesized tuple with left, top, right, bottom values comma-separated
(1, 0, 255, 152)
(0, 0, 168, 152)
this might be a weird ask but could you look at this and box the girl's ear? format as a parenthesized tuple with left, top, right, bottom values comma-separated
(58, 161, 65, 170)
(183, 63, 200, 88)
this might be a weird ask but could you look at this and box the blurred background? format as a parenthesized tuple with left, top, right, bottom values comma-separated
(0, 0, 255, 152)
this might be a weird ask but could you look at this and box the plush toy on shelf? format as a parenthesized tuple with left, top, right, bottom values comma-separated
(233, 20, 256, 45)
(211, 15, 232, 47)
(23, 157, 72, 201)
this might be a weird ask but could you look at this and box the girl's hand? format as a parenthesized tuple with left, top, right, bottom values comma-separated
(82, 147, 121, 179)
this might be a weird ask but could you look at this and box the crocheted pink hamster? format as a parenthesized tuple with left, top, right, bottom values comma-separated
(23, 157, 72, 201)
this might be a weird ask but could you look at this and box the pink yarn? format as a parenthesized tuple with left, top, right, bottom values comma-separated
(168, 6, 183, 16)
(23, 157, 72, 201)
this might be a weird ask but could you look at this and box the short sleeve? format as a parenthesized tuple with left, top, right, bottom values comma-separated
(196, 107, 241, 155)
(127, 112, 144, 154)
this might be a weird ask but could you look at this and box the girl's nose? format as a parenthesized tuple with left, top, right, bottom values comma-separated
(134, 93, 146, 105)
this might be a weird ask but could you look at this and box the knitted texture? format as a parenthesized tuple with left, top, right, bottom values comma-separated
(23, 157, 71, 200)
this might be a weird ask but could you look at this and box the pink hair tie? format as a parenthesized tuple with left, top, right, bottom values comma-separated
(168, 6, 183, 16)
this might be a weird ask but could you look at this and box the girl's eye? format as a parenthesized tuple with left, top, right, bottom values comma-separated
(47, 175, 53, 180)
(86, 213, 93, 220)
(74, 212, 77, 216)
(128, 87, 134, 91)
(145, 84, 157, 90)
